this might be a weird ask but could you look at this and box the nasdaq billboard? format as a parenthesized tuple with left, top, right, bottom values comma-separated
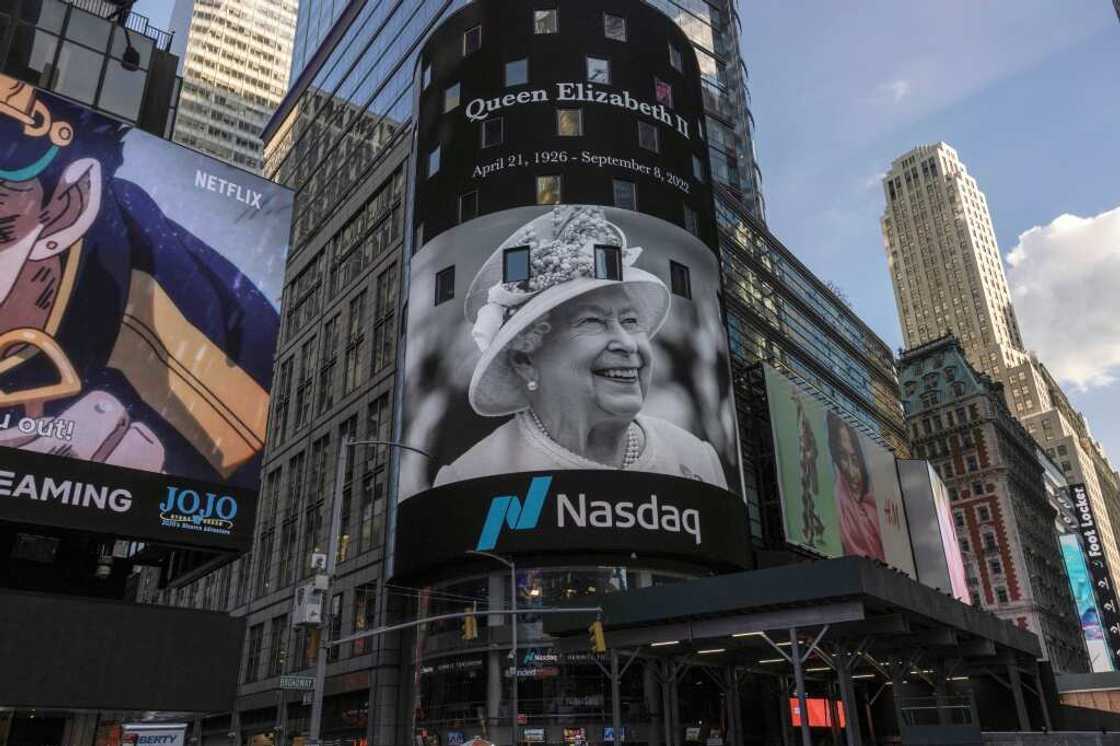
(0, 76, 292, 551)
(395, 0, 746, 577)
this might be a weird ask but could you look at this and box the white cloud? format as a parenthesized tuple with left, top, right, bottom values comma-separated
(874, 79, 912, 104)
(1006, 206, 1120, 389)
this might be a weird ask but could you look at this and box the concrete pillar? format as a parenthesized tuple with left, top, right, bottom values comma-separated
(670, 662, 682, 746)
(645, 660, 664, 746)
(1033, 661, 1053, 731)
(789, 629, 812, 746)
(662, 660, 675, 746)
(835, 652, 863, 746)
(1007, 663, 1031, 731)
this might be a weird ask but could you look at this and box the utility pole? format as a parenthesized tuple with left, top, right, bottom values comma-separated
(468, 550, 518, 746)
(306, 437, 434, 746)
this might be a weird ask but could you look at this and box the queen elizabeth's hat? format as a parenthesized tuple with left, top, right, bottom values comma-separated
(464, 205, 671, 417)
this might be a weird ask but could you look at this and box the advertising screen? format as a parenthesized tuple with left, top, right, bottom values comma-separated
(789, 698, 846, 728)
(764, 365, 915, 575)
(395, 0, 746, 577)
(1067, 483, 1120, 669)
(898, 460, 969, 600)
(1061, 533, 1115, 672)
(0, 76, 291, 551)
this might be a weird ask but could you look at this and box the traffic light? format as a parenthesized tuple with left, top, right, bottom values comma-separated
(462, 606, 479, 640)
(589, 619, 607, 653)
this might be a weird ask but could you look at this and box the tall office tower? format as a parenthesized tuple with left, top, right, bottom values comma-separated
(882, 143, 1120, 600)
(899, 336, 1088, 672)
(151, 3, 907, 743)
(170, 0, 298, 171)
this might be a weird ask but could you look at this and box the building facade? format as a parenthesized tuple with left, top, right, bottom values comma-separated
(149, 2, 909, 744)
(170, 0, 297, 171)
(0, 0, 179, 135)
(898, 335, 1088, 672)
(881, 142, 1120, 598)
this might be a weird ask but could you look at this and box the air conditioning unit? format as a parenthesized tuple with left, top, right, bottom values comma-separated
(292, 581, 324, 627)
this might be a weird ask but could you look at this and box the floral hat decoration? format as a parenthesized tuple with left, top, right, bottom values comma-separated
(463, 206, 671, 417)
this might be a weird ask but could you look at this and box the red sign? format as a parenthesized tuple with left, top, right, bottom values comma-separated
(789, 698, 846, 728)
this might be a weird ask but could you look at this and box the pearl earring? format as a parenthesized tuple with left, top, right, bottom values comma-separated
(527, 380, 538, 392)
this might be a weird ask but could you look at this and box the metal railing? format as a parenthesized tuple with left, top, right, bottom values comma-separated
(64, 0, 175, 51)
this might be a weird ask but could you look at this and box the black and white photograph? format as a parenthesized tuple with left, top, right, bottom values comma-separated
(400, 204, 740, 500)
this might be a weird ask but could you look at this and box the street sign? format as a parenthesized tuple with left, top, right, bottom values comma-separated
(280, 674, 316, 690)
(302, 692, 314, 705)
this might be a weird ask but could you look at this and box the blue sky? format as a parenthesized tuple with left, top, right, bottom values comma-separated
(740, 1, 1120, 464)
(135, 0, 1120, 464)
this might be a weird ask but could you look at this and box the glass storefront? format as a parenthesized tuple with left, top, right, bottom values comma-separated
(410, 568, 722, 746)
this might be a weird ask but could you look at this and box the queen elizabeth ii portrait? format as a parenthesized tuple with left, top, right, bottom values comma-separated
(400, 205, 739, 498)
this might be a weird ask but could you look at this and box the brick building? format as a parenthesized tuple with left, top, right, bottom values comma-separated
(899, 334, 1088, 672)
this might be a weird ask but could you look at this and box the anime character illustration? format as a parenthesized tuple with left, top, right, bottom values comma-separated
(432, 206, 726, 488)
(826, 411, 886, 561)
(0, 75, 280, 488)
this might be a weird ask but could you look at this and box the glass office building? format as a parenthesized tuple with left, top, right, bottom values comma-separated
(152, 2, 907, 744)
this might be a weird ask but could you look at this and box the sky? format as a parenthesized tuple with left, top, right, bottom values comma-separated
(131, 0, 174, 32)
(132, 0, 1120, 462)
(740, 0, 1120, 464)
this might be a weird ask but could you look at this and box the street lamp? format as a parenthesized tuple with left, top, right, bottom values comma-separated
(467, 549, 519, 746)
(307, 437, 433, 746)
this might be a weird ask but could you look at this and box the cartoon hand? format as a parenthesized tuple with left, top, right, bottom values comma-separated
(0, 390, 165, 471)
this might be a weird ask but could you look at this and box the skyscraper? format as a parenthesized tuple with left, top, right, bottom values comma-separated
(149, 3, 911, 743)
(170, 0, 298, 171)
(882, 143, 1120, 601)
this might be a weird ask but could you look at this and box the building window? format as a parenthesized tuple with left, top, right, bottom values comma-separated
(586, 56, 610, 84)
(422, 62, 432, 90)
(267, 614, 288, 677)
(953, 510, 965, 529)
(444, 83, 461, 112)
(557, 108, 582, 136)
(459, 191, 478, 223)
(669, 44, 683, 71)
(637, 121, 659, 152)
(428, 146, 441, 177)
(1062, 461, 1072, 472)
(966, 455, 978, 472)
(683, 205, 698, 235)
(352, 582, 378, 656)
(482, 117, 503, 148)
(995, 586, 1009, 604)
(603, 13, 627, 41)
(505, 58, 528, 87)
(435, 266, 455, 306)
(503, 246, 531, 284)
(959, 537, 970, 554)
(670, 261, 692, 299)
(534, 9, 558, 34)
(692, 155, 706, 182)
(463, 25, 482, 55)
(988, 558, 1003, 576)
(243, 623, 263, 684)
(594, 245, 622, 281)
(654, 77, 673, 107)
(612, 179, 636, 210)
(976, 505, 991, 522)
(536, 175, 562, 205)
(982, 530, 998, 553)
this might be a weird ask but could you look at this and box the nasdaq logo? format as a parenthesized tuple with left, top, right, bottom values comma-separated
(475, 476, 553, 551)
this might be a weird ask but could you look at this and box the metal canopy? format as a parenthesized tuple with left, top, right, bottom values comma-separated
(544, 556, 1041, 661)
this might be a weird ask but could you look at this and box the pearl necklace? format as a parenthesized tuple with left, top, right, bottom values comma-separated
(527, 410, 641, 468)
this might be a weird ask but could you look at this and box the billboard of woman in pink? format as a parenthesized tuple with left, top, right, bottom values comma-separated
(826, 412, 885, 561)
